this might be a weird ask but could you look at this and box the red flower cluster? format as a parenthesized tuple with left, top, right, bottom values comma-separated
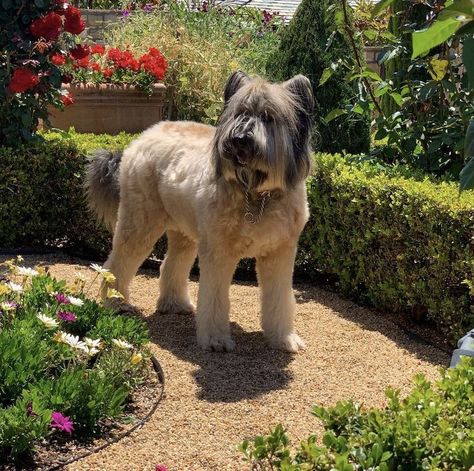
(30, 3, 85, 41)
(63, 5, 85, 35)
(60, 91, 75, 106)
(30, 12, 62, 40)
(91, 44, 105, 55)
(51, 53, 66, 66)
(9, 68, 39, 93)
(70, 44, 90, 60)
(139, 47, 167, 81)
(107, 48, 139, 71)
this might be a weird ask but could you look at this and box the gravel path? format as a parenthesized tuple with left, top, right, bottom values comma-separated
(4, 254, 449, 471)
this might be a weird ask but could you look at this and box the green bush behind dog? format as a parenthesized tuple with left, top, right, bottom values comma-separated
(1, 131, 473, 341)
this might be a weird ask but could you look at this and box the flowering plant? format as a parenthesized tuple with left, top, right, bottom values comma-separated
(0, 0, 88, 146)
(0, 256, 151, 461)
(59, 44, 168, 95)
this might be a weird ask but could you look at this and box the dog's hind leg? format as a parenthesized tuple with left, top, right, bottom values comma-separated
(256, 242, 305, 353)
(102, 196, 165, 308)
(156, 230, 197, 314)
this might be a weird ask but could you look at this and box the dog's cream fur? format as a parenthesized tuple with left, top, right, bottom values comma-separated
(87, 72, 313, 352)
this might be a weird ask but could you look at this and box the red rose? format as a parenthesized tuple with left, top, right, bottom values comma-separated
(30, 12, 62, 40)
(91, 44, 105, 55)
(61, 91, 74, 106)
(51, 53, 66, 66)
(9, 68, 39, 93)
(63, 5, 85, 35)
(70, 44, 90, 60)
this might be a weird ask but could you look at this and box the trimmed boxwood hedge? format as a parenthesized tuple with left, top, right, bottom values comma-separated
(1, 132, 473, 340)
(299, 154, 474, 340)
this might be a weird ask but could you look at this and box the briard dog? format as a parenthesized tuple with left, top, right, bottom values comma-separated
(86, 70, 313, 352)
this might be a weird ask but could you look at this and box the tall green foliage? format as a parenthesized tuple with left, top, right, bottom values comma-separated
(267, 0, 371, 154)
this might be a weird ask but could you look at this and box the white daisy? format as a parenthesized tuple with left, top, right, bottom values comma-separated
(17, 266, 39, 277)
(90, 263, 108, 274)
(84, 337, 102, 349)
(62, 333, 88, 353)
(6, 281, 23, 293)
(68, 296, 84, 306)
(112, 338, 134, 350)
(37, 313, 59, 329)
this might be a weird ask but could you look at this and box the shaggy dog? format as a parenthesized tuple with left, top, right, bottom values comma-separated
(86, 71, 313, 352)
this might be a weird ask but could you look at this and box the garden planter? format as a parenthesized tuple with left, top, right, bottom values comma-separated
(48, 83, 167, 134)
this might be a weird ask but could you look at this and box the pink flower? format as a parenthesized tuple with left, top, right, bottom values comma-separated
(54, 293, 70, 304)
(155, 466, 167, 471)
(50, 411, 74, 434)
(57, 311, 77, 322)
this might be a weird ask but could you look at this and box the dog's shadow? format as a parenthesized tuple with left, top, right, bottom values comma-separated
(144, 311, 295, 403)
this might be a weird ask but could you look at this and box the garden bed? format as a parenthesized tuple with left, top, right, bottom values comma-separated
(0, 257, 163, 469)
(6, 356, 163, 470)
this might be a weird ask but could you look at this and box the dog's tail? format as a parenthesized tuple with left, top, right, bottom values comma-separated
(85, 149, 122, 232)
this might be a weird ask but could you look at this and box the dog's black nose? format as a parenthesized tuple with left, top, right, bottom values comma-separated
(231, 133, 250, 146)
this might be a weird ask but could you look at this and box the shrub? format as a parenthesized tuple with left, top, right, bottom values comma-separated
(240, 357, 474, 470)
(266, 0, 371, 154)
(0, 259, 150, 461)
(298, 153, 474, 340)
(0, 1, 86, 146)
(104, 5, 282, 123)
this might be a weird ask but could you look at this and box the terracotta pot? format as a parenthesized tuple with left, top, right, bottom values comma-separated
(48, 83, 167, 134)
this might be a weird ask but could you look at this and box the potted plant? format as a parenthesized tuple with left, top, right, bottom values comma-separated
(48, 44, 168, 134)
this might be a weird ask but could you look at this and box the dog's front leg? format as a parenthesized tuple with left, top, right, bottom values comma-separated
(196, 242, 237, 352)
(256, 242, 305, 353)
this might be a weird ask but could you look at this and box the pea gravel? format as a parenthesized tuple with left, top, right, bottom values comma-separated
(4, 254, 449, 471)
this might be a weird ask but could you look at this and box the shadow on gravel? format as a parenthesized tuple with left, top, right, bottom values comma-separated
(144, 311, 295, 403)
(294, 284, 450, 368)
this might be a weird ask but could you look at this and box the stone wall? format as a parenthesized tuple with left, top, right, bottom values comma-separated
(80, 9, 122, 42)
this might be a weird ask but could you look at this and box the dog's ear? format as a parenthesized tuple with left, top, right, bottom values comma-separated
(283, 75, 314, 116)
(224, 70, 250, 104)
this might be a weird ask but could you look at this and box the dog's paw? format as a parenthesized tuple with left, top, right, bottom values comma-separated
(197, 333, 235, 352)
(267, 332, 306, 353)
(156, 297, 195, 315)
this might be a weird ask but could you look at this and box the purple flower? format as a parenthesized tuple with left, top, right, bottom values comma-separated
(121, 9, 130, 18)
(143, 3, 153, 13)
(57, 311, 77, 322)
(54, 293, 70, 305)
(50, 411, 74, 434)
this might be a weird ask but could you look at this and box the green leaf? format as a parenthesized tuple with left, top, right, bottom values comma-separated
(440, 0, 474, 18)
(372, 0, 396, 17)
(389, 92, 403, 105)
(459, 120, 474, 191)
(412, 16, 463, 58)
(324, 108, 347, 123)
(462, 36, 474, 89)
(319, 67, 334, 86)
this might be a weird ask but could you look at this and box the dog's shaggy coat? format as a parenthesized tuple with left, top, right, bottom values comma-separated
(86, 71, 313, 352)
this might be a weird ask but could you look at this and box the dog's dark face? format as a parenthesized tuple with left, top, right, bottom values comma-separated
(213, 71, 314, 191)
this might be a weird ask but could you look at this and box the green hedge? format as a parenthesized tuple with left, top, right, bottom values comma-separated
(299, 154, 474, 340)
(1, 133, 473, 340)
